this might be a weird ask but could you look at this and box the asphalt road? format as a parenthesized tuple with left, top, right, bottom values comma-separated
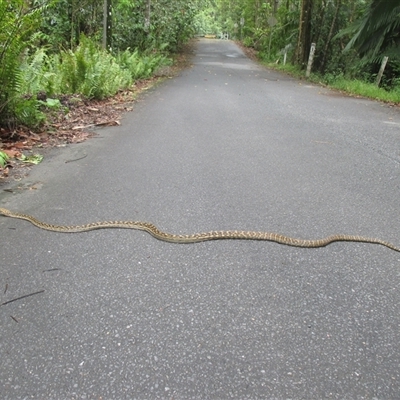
(1, 39, 400, 399)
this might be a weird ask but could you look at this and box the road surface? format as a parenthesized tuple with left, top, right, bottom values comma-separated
(1, 39, 400, 399)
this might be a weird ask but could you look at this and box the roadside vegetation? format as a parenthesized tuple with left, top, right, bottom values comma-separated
(0, 0, 398, 178)
(1, 0, 398, 133)
(270, 63, 400, 103)
(0, 0, 198, 132)
(196, 0, 400, 103)
(0, 0, 201, 177)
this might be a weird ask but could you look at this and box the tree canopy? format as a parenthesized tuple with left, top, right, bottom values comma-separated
(0, 0, 204, 128)
(1, 0, 399, 131)
(201, 0, 399, 86)
(341, 0, 400, 60)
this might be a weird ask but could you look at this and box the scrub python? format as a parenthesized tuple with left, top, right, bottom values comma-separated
(1, 207, 399, 252)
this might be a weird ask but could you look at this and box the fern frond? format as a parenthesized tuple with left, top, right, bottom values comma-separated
(0, 0, 44, 127)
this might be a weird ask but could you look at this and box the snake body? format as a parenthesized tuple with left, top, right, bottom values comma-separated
(1, 207, 399, 251)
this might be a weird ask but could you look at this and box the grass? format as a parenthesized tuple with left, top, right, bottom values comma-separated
(327, 77, 400, 103)
(266, 62, 400, 104)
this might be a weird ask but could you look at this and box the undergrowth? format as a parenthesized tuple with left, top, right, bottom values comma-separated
(116, 49, 172, 80)
(325, 77, 400, 103)
(268, 62, 400, 103)
(0, 0, 43, 128)
(8, 36, 171, 129)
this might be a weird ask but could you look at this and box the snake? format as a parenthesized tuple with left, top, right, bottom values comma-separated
(0, 207, 399, 252)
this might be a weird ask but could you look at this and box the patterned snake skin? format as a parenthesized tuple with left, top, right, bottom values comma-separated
(1, 207, 399, 251)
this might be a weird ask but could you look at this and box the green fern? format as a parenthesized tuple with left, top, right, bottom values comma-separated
(117, 48, 171, 80)
(14, 98, 46, 128)
(19, 48, 48, 95)
(0, 151, 9, 168)
(0, 0, 44, 127)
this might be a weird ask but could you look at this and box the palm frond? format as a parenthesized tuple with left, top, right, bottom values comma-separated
(336, 0, 400, 59)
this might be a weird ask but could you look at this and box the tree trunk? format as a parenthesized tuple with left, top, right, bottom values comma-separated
(313, 0, 327, 51)
(145, 0, 151, 32)
(102, 0, 112, 51)
(295, 0, 313, 67)
(320, 0, 341, 72)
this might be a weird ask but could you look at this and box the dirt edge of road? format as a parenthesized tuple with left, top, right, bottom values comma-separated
(0, 40, 197, 184)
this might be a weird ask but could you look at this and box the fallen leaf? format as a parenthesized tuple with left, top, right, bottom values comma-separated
(14, 142, 28, 149)
(72, 125, 90, 130)
(2, 150, 22, 158)
(95, 120, 119, 126)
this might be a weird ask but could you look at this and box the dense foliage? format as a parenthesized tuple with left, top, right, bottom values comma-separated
(0, 0, 399, 131)
(37, 0, 201, 53)
(0, 0, 203, 130)
(200, 0, 400, 91)
(0, 0, 43, 127)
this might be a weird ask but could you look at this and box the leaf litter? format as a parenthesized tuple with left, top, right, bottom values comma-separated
(0, 41, 195, 183)
(0, 79, 157, 182)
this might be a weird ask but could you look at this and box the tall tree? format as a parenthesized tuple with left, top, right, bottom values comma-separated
(102, 0, 112, 51)
(295, 0, 313, 66)
(319, 0, 342, 72)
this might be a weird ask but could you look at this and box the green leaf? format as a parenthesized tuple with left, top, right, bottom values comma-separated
(18, 154, 43, 164)
(0, 151, 9, 167)
(45, 98, 62, 109)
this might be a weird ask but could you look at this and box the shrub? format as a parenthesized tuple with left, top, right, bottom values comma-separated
(117, 49, 172, 80)
(0, 0, 43, 127)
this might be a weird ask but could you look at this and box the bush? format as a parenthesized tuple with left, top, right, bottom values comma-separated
(116, 49, 172, 80)
(6, 34, 174, 129)
(20, 36, 133, 100)
(0, 0, 43, 127)
(49, 37, 132, 99)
